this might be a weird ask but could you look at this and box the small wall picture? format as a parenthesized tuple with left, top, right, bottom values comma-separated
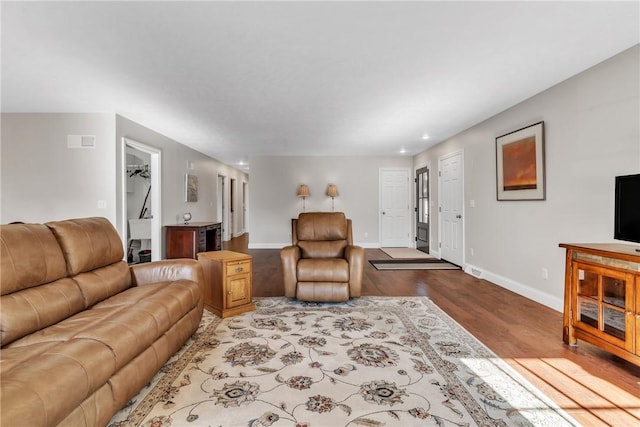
(496, 121, 545, 201)
(186, 174, 198, 202)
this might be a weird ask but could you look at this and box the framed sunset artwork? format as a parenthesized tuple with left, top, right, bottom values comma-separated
(496, 121, 545, 201)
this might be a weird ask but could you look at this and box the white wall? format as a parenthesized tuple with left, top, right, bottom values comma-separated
(116, 115, 249, 254)
(414, 45, 640, 311)
(1, 113, 117, 223)
(249, 155, 412, 248)
(1, 113, 248, 258)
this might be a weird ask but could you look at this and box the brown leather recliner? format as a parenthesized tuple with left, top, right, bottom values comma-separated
(280, 212, 364, 302)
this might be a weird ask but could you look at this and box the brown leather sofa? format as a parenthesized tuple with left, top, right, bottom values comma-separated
(0, 217, 204, 427)
(280, 212, 364, 302)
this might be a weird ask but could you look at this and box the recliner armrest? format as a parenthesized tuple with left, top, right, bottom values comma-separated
(280, 245, 301, 298)
(345, 245, 364, 297)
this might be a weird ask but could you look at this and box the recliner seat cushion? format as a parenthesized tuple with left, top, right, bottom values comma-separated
(297, 258, 349, 282)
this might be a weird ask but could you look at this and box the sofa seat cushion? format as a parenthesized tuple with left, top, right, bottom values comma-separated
(8, 280, 200, 353)
(1, 279, 200, 426)
(1, 338, 121, 427)
(297, 258, 349, 282)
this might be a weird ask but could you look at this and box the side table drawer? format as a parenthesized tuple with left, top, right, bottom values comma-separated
(226, 260, 251, 276)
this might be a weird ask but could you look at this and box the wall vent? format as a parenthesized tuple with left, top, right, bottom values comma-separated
(470, 267, 483, 278)
(67, 135, 96, 148)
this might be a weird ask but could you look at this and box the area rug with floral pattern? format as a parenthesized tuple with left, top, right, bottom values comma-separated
(109, 297, 578, 427)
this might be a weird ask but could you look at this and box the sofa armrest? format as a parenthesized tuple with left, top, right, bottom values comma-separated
(280, 245, 300, 298)
(130, 259, 203, 287)
(345, 245, 364, 297)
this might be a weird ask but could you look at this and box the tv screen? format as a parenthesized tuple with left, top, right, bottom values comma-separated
(614, 173, 640, 244)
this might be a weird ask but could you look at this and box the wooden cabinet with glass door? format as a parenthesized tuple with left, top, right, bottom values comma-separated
(560, 243, 640, 366)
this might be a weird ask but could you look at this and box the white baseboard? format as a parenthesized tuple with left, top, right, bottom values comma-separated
(357, 242, 382, 249)
(464, 263, 563, 312)
(248, 243, 289, 249)
(249, 242, 382, 249)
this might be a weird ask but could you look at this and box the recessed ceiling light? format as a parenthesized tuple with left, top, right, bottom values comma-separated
(400, 147, 406, 154)
(421, 133, 430, 140)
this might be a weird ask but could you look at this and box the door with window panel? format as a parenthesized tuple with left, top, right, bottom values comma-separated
(416, 166, 429, 253)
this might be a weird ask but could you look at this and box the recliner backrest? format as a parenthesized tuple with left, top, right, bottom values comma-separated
(293, 212, 352, 259)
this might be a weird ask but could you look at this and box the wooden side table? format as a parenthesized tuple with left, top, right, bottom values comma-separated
(197, 250, 255, 318)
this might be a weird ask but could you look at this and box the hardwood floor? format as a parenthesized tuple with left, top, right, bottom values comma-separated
(224, 234, 640, 426)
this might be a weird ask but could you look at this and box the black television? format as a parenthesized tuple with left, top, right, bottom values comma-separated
(614, 173, 640, 248)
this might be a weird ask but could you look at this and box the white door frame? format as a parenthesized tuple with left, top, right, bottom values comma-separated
(217, 174, 228, 241)
(378, 167, 412, 247)
(120, 138, 162, 261)
(437, 150, 464, 266)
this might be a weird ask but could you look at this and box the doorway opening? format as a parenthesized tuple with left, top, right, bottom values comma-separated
(230, 178, 236, 238)
(121, 138, 162, 262)
(217, 174, 227, 241)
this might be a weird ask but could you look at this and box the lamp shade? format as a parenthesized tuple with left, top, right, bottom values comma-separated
(297, 184, 310, 197)
(326, 184, 339, 198)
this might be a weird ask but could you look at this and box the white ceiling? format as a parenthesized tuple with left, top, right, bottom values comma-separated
(2, 1, 639, 172)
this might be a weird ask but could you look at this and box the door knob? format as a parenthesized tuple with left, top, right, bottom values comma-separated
(456, 215, 462, 219)
(382, 211, 386, 215)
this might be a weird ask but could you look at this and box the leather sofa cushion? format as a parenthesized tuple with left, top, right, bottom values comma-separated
(296, 212, 347, 241)
(0, 277, 85, 346)
(0, 222, 68, 294)
(2, 280, 201, 426)
(297, 258, 349, 282)
(74, 261, 131, 308)
(47, 217, 124, 276)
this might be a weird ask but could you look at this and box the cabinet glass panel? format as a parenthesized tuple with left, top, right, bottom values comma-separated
(577, 269, 598, 298)
(602, 276, 625, 308)
(578, 297, 598, 328)
(602, 305, 625, 339)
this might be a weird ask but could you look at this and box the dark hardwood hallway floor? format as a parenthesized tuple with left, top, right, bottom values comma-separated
(223, 234, 640, 426)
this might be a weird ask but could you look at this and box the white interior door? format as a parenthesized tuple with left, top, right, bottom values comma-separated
(439, 151, 464, 266)
(379, 168, 411, 247)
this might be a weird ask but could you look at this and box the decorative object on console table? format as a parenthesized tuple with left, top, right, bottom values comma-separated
(559, 243, 640, 367)
(496, 121, 545, 201)
(197, 250, 255, 318)
(165, 222, 221, 259)
(183, 212, 192, 224)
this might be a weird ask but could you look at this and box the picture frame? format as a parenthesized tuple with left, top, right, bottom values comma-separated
(496, 121, 545, 201)
(185, 174, 198, 202)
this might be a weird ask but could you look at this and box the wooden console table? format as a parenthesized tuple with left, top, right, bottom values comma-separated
(560, 243, 640, 366)
(165, 222, 221, 259)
